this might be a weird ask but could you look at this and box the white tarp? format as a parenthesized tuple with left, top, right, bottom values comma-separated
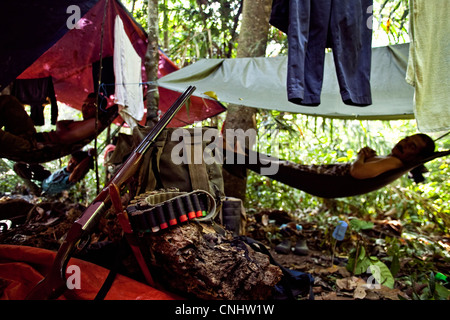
(158, 43, 414, 120)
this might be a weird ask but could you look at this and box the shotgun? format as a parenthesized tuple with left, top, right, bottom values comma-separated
(26, 85, 196, 300)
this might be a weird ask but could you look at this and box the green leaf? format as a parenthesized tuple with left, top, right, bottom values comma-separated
(356, 257, 372, 275)
(369, 259, 395, 289)
(434, 282, 450, 300)
(429, 272, 436, 296)
(390, 254, 400, 277)
(349, 219, 374, 232)
(347, 247, 372, 275)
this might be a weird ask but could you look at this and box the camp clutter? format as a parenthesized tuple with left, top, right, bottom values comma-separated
(107, 127, 224, 198)
(101, 127, 283, 300)
(107, 126, 247, 235)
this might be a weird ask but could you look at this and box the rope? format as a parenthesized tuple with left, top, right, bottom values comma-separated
(94, 0, 109, 194)
(98, 81, 195, 127)
(97, 121, 124, 154)
(434, 130, 450, 141)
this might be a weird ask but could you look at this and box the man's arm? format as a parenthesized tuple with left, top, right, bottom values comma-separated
(68, 156, 92, 183)
(350, 147, 403, 179)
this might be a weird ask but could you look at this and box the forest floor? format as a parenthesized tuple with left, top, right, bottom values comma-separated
(247, 208, 450, 300)
(1, 193, 449, 300)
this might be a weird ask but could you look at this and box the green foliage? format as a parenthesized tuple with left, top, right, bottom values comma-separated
(349, 219, 374, 233)
(373, 0, 410, 45)
(346, 246, 395, 289)
(246, 113, 450, 235)
(411, 272, 450, 300)
(347, 246, 372, 275)
(120, 0, 411, 65)
(0, 159, 22, 194)
(369, 259, 396, 289)
(122, 0, 244, 63)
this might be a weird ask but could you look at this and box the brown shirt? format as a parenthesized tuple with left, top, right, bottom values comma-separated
(0, 95, 37, 139)
(0, 95, 38, 153)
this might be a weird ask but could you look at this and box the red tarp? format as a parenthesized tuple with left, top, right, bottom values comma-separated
(16, 0, 225, 127)
(0, 244, 181, 300)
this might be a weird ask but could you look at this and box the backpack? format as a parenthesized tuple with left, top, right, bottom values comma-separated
(107, 126, 224, 201)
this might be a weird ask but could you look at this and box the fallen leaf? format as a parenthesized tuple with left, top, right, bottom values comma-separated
(338, 266, 351, 278)
(372, 285, 409, 300)
(261, 214, 269, 226)
(336, 276, 365, 291)
(353, 286, 367, 299)
(315, 264, 339, 275)
(364, 291, 380, 300)
(317, 292, 354, 300)
(313, 276, 334, 291)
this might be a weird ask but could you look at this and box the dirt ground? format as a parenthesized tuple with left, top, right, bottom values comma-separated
(246, 208, 450, 300)
(269, 248, 409, 300)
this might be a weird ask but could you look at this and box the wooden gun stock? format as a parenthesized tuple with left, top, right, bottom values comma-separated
(26, 86, 196, 300)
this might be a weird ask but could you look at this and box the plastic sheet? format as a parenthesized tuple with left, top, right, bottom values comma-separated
(0, 244, 181, 300)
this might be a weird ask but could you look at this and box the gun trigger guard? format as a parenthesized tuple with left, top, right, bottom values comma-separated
(76, 234, 91, 252)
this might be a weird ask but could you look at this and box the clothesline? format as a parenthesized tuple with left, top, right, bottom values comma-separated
(96, 81, 192, 127)
(435, 131, 450, 141)
(96, 81, 158, 111)
(96, 82, 450, 138)
(99, 80, 158, 87)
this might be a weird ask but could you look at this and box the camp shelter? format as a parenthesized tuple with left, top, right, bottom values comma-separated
(0, 0, 225, 128)
(158, 43, 414, 120)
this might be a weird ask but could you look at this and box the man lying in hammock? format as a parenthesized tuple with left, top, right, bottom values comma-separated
(223, 133, 437, 198)
(0, 93, 117, 158)
(348, 133, 435, 179)
(225, 133, 435, 178)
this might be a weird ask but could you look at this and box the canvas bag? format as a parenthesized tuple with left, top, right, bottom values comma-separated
(107, 126, 224, 201)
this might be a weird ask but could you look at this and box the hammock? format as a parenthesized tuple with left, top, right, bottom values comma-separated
(225, 148, 450, 198)
(2, 105, 119, 164)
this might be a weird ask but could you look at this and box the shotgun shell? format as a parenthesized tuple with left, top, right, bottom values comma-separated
(199, 194, 207, 217)
(134, 212, 150, 233)
(184, 196, 196, 220)
(155, 205, 168, 229)
(166, 202, 178, 226)
(191, 193, 203, 218)
(127, 205, 150, 232)
(174, 197, 188, 223)
(143, 208, 160, 233)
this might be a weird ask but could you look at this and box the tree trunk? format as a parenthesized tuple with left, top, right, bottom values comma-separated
(127, 1, 283, 299)
(222, 0, 272, 201)
(145, 0, 160, 128)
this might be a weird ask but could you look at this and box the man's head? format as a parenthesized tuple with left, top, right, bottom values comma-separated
(391, 134, 435, 163)
(81, 93, 98, 120)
